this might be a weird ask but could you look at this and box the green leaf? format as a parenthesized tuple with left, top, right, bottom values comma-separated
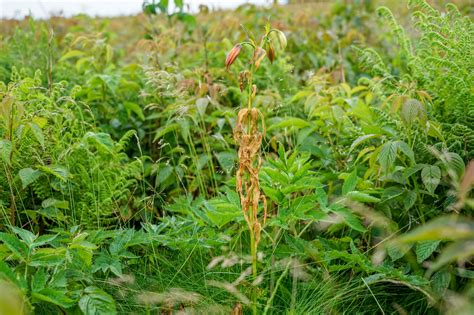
(342, 170, 358, 195)
(346, 191, 380, 203)
(204, 193, 242, 228)
(350, 134, 380, 151)
(429, 240, 474, 275)
(28, 122, 44, 149)
(416, 240, 440, 263)
(268, 118, 310, 131)
(32, 234, 58, 248)
(387, 243, 412, 261)
(0, 139, 12, 165)
(59, 50, 85, 62)
(123, 102, 145, 120)
(401, 99, 426, 125)
(330, 205, 366, 232)
(0, 261, 26, 289)
(0, 233, 28, 260)
(79, 286, 117, 315)
(42, 198, 69, 210)
(378, 141, 398, 172)
(92, 252, 122, 276)
(153, 123, 180, 141)
(32, 288, 75, 308)
(31, 269, 48, 292)
(396, 215, 474, 243)
(397, 141, 415, 164)
(29, 248, 66, 267)
(431, 269, 451, 295)
(18, 168, 42, 189)
(84, 132, 114, 152)
(10, 226, 37, 246)
(36, 165, 69, 182)
(421, 165, 441, 194)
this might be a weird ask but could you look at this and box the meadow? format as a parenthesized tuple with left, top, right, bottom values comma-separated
(0, 0, 473, 314)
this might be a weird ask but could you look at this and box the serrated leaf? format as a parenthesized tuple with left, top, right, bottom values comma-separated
(10, 226, 37, 246)
(18, 168, 42, 189)
(401, 99, 426, 125)
(416, 240, 440, 263)
(431, 269, 450, 295)
(79, 286, 117, 315)
(378, 141, 398, 172)
(421, 165, 441, 194)
(0, 139, 12, 165)
(30, 248, 66, 267)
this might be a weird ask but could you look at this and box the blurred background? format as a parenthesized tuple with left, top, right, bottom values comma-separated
(2, 0, 280, 19)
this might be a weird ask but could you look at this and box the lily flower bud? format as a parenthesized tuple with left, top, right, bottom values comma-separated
(225, 44, 242, 70)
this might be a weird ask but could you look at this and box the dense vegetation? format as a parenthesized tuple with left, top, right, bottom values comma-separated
(0, 0, 473, 314)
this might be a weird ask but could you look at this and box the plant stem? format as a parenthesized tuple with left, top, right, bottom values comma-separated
(263, 259, 292, 315)
(250, 224, 258, 315)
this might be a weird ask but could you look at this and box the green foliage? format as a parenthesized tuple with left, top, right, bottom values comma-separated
(0, 0, 473, 314)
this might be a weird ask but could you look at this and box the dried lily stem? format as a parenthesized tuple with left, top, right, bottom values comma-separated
(225, 24, 287, 314)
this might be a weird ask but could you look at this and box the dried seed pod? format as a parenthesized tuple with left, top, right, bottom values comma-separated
(271, 29, 287, 50)
(253, 47, 267, 69)
(225, 44, 242, 70)
(266, 42, 276, 63)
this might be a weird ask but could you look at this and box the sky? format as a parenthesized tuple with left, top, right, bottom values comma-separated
(0, 0, 274, 19)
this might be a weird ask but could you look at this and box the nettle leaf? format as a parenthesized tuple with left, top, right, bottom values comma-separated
(431, 269, 451, 295)
(416, 240, 440, 263)
(123, 102, 145, 120)
(421, 165, 441, 194)
(79, 286, 117, 315)
(18, 168, 42, 189)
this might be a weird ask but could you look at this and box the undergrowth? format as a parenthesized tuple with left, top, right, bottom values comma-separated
(0, 0, 473, 314)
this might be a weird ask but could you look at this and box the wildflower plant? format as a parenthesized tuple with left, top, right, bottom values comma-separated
(225, 22, 287, 314)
